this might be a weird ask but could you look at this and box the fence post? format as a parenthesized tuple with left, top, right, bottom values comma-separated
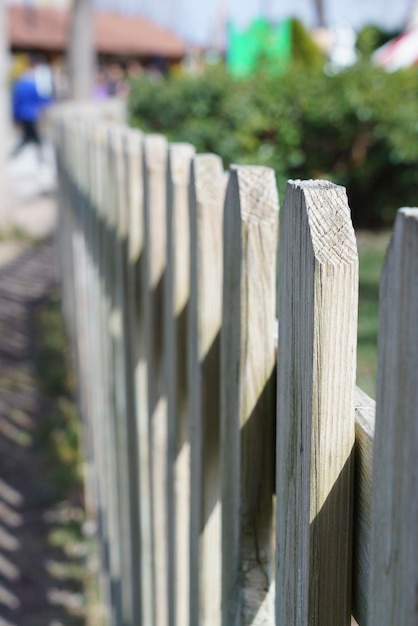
(188, 154, 225, 626)
(276, 180, 358, 625)
(220, 165, 278, 625)
(142, 133, 169, 626)
(164, 143, 195, 626)
(368, 208, 418, 625)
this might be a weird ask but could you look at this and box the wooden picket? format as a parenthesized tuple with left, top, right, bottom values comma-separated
(188, 154, 225, 626)
(368, 209, 418, 626)
(164, 142, 195, 626)
(276, 180, 358, 625)
(52, 107, 418, 626)
(221, 165, 278, 626)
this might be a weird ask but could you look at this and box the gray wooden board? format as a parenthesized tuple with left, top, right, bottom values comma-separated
(220, 165, 279, 626)
(276, 180, 358, 625)
(368, 208, 418, 626)
(188, 154, 226, 626)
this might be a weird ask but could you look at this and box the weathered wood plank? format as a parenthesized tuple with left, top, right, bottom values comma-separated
(112, 125, 143, 626)
(143, 133, 169, 626)
(87, 123, 114, 611)
(188, 154, 225, 626)
(368, 208, 418, 626)
(105, 126, 127, 625)
(220, 165, 278, 626)
(131, 134, 154, 626)
(352, 386, 375, 626)
(164, 142, 195, 626)
(276, 180, 358, 625)
(123, 127, 145, 623)
(94, 124, 120, 619)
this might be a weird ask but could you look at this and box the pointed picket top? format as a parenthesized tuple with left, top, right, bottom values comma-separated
(189, 153, 226, 359)
(143, 133, 169, 289)
(292, 179, 358, 266)
(124, 128, 144, 264)
(167, 143, 195, 315)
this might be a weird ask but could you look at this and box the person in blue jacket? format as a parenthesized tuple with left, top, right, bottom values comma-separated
(11, 59, 52, 159)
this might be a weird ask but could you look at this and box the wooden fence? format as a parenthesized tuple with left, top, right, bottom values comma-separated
(52, 108, 418, 626)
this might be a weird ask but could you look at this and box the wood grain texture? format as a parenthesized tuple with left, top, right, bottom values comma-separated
(368, 208, 418, 626)
(143, 133, 169, 626)
(352, 386, 375, 626)
(164, 143, 195, 626)
(220, 165, 279, 626)
(188, 154, 226, 626)
(276, 180, 358, 626)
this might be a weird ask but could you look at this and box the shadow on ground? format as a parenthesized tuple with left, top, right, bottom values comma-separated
(0, 241, 90, 626)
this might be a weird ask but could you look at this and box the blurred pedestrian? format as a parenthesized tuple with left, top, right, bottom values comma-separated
(105, 63, 125, 96)
(93, 68, 109, 101)
(10, 57, 52, 161)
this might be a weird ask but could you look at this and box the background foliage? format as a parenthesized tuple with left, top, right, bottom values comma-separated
(129, 48, 418, 229)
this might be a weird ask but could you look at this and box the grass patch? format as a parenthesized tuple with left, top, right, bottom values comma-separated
(36, 291, 81, 496)
(0, 224, 44, 245)
(35, 289, 104, 625)
(356, 230, 391, 397)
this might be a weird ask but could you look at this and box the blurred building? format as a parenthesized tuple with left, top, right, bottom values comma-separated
(8, 0, 71, 6)
(7, 4, 186, 67)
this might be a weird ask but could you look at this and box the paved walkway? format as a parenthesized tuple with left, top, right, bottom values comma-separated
(0, 143, 57, 265)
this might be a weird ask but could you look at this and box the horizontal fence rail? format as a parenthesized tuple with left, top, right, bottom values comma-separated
(52, 106, 418, 626)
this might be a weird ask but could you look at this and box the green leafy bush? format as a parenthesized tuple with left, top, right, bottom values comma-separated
(128, 61, 418, 228)
(356, 24, 401, 58)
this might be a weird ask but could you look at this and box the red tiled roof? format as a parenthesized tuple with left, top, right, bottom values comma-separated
(8, 6, 186, 58)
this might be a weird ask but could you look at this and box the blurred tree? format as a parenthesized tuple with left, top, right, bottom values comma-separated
(68, 0, 95, 99)
(356, 25, 401, 57)
(291, 18, 325, 69)
(313, 0, 325, 27)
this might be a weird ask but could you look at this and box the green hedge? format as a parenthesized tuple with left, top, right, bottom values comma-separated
(128, 61, 418, 228)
